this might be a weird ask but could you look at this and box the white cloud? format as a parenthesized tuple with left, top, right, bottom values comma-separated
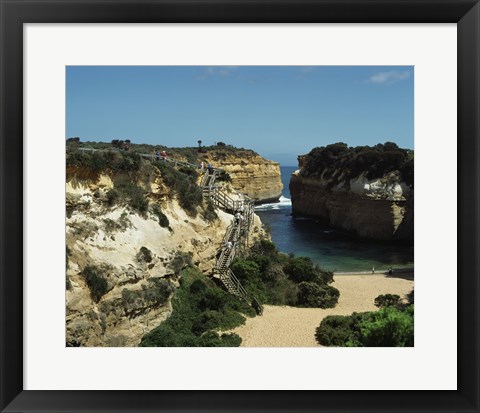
(198, 66, 239, 79)
(368, 70, 411, 85)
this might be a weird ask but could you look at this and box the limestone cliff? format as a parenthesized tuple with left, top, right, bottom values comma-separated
(199, 149, 283, 204)
(290, 143, 414, 241)
(66, 162, 266, 347)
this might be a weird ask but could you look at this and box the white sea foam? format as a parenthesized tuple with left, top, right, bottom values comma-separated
(254, 196, 292, 211)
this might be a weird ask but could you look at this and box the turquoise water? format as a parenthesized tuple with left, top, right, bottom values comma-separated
(254, 166, 414, 272)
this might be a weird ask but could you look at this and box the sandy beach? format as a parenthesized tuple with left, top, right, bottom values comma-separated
(231, 274, 414, 347)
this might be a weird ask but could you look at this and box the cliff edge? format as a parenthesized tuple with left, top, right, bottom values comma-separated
(289, 142, 414, 241)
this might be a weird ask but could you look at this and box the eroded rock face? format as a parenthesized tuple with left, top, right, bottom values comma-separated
(66, 169, 267, 347)
(290, 170, 413, 241)
(202, 150, 283, 204)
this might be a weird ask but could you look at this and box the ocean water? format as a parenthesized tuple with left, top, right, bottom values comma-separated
(254, 166, 414, 272)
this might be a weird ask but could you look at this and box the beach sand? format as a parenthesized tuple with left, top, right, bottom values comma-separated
(231, 274, 414, 347)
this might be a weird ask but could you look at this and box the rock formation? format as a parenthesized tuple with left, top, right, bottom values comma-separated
(66, 161, 266, 347)
(199, 148, 283, 204)
(290, 143, 414, 242)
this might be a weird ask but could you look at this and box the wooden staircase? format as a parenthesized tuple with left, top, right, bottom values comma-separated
(70, 148, 263, 315)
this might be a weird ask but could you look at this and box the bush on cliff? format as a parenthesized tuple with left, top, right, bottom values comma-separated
(140, 267, 253, 347)
(157, 162, 203, 216)
(82, 265, 109, 302)
(67, 150, 143, 172)
(300, 142, 414, 188)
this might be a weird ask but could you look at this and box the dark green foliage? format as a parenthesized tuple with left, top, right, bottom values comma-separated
(106, 189, 119, 206)
(170, 251, 193, 275)
(316, 305, 414, 347)
(121, 184, 149, 215)
(284, 257, 318, 283)
(300, 142, 413, 188)
(230, 241, 338, 308)
(315, 315, 355, 346)
(216, 170, 232, 183)
(296, 282, 340, 308)
(202, 199, 218, 222)
(374, 294, 401, 308)
(407, 289, 414, 305)
(157, 162, 203, 216)
(151, 204, 170, 228)
(137, 246, 153, 263)
(122, 278, 172, 314)
(83, 265, 109, 302)
(66, 151, 143, 172)
(140, 268, 251, 347)
(351, 305, 414, 347)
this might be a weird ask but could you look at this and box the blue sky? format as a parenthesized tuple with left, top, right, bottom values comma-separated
(66, 66, 413, 166)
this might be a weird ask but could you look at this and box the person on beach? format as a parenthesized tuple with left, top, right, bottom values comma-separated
(372, 267, 375, 274)
(388, 267, 393, 276)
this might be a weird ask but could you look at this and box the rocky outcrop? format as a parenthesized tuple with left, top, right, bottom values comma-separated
(290, 144, 414, 242)
(66, 166, 266, 347)
(200, 149, 283, 204)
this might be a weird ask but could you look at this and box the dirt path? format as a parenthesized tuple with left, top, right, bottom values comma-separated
(231, 275, 414, 347)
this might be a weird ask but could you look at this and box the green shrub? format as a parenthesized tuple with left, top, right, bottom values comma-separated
(296, 281, 339, 308)
(202, 199, 218, 222)
(350, 305, 414, 347)
(284, 257, 318, 283)
(137, 246, 153, 263)
(157, 162, 202, 216)
(140, 268, 252, 347)
(315, 315, 355, 346)
(106, 189, 119, 206)
(83, 265, 109, 302)
(170, 251, 193, 275)
(122, 278, 172, 313)
(316, 306, 414, 347)
(151, 204, 170, 228)
(374, 294, 401, 308)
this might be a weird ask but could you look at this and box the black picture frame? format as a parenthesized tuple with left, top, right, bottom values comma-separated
(1, 1, 479, 412)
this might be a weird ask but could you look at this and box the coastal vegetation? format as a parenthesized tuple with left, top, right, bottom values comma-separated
(231, 240, 339, 308)
(299, 142, 414, 188)
(140, 267, 254, 347)
(315, 290, 414, 347)
(66, 145, 216, 219)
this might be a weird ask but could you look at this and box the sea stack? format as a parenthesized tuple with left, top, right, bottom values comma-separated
(290, 142, 414, 241)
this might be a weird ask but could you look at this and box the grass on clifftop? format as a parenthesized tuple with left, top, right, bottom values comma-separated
(300, 142, 414, 188)
(140, 267, 255, 347)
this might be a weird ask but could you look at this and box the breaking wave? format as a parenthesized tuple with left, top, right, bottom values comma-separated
(254, 196, 292, 211)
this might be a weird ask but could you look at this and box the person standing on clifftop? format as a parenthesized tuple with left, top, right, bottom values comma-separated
(199, 161, 205, 171)
(207, 163, 214, 175)
(155, 150, 160, 162)
(161, 150, 167, 161)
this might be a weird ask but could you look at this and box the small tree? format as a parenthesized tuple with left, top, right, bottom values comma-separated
(374, 294, 401, 308)
(197, 140, 202, 148)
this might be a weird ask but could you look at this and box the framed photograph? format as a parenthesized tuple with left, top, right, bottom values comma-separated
(1, 1, 478, 412)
